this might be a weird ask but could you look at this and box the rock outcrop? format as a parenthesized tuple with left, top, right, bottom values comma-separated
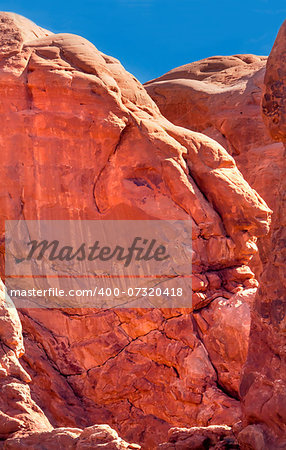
(145, 53, 284, 278)
(158, 425, 238, 449)
(0, 11, 274, 449)
(238, 20, 286, 450)
(145, 20, 286, 450)
(0, 283, 140, 448)
(4, 424, 140, 449)
(0, 281, 52, 442)
(144, 55, 282, 209)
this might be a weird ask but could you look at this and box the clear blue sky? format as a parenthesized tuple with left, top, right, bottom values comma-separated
(2, 0, 286, 82)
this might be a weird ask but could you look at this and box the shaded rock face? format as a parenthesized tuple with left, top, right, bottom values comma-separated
(239, 20, 286, 450)
(0, 12, 272, 449)
(158, 425, 238, 449)
(145, 22, 286, 450)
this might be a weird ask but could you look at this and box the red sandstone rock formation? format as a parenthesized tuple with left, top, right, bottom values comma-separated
(0, 280, 53, 440)
(0, 282, 140, 448)
(144, 54, 282, 214)
(157, 425, 238, 449)
(0, 11, 274, 449)
(238, 20, 286, 450)
(4, 425, 140, 449)
(145, 53, 284, 278)
(145, 20, 286, 450)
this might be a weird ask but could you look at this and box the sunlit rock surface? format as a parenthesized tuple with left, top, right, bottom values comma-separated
(0, 12, 273, 448)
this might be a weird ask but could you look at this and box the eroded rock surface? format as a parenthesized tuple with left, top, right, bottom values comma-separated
(158, 425, 238, 449)
(4, 424, 140, 449)
(239, 20, 286, 450)
(145, 21, 286, 450)
(0, 12, 272, 448)
(0, 286, 140, 448)
(145, 53, 284, 278)
(0, 281, 52, 442)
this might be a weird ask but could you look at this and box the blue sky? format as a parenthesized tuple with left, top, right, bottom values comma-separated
(2, 0, 286, 82)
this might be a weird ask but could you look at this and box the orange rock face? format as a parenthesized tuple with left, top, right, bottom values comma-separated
(0, 280, 53, 440)
(145, 21, 286, 450)
(0, 12, 273, 449)
(0, 268, 139, 448)
(239, 20, 286, 450)
(145, 53, 284, 278)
